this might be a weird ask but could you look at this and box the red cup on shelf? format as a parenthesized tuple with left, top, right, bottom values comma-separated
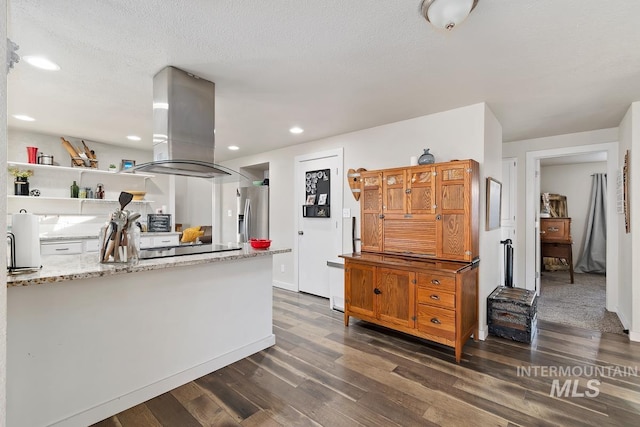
(27, 146, 38, 164)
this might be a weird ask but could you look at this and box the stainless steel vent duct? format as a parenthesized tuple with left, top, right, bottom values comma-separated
(132, 66, 245, 180)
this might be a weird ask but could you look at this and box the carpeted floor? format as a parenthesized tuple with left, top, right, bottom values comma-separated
(538, 270, 625, 334)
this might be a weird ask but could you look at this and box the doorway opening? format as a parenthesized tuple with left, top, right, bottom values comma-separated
(536, 152, 623, 334)
(524, 142, 621, 332)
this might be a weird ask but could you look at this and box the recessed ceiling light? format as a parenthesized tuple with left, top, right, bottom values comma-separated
(22, 56, 60, 71)
(127, 135, 141, 141)
(228, 145, 239, 151)
(13, 114, 35, 122)
(289, 126, 304, 134)
(152, 102, 169, 110)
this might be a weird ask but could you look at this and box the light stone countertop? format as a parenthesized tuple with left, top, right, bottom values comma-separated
(7, 246, 290, 287)
(39, 232, 182, 242)
(39, 235, 98, 242)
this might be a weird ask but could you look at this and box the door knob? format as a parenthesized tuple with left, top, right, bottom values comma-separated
(374, 288, 382, 295)
(298, 231, 304, 235)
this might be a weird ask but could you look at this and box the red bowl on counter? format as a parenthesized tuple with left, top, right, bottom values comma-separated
(249, 239, 272, 249)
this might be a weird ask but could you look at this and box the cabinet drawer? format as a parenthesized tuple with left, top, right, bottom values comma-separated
(540, 218, 571, 242)
(152, 235, 179, 247)
(417, 273, 456, 293)
(417, 305, 455, 341)
(417, 287, 455, 309)
(541, 242, 572, 259)
(41, 241, 83, 255)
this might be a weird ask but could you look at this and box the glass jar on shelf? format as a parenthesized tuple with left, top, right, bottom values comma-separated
(95, 183, 105, 199)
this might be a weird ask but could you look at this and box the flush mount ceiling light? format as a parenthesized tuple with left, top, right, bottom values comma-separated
(228, 145, 240, 151)
(127, 135, 141, 141)
(419, 0, 479, 31)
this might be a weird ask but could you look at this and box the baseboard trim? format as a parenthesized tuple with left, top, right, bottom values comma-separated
(51, 335, 276, 427)
(476, 325, 488, 341)
(273, 280, 297, 292)
(629, 330, 640, 342)
(616, 308, 630, 330)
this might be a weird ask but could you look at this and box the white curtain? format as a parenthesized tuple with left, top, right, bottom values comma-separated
(575, 173, 606, 273)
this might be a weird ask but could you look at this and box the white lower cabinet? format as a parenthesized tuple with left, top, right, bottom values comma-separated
(40, 241, 83, 255)
(139, 234, 179, 249)
(84, 239, 100, 253)
(41, 233, 181, 254)
(139, 236, 153, 249)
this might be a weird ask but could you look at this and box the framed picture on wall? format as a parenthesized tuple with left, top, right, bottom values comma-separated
(486, 177, 502, 231)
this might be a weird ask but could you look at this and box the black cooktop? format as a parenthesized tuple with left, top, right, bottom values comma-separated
(139, 243, 242, 260)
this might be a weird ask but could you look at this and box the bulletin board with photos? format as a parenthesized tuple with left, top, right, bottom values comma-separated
(303, 168, 331, 218)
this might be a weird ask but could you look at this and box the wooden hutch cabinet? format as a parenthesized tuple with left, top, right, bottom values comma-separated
(361, 159, 479, 262)
(342, 159, 480, 363)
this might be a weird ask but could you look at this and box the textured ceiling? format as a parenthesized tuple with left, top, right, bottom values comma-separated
(7, 0, 640, 162)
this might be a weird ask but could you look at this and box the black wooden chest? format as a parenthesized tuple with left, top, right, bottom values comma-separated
(487, 286, 538, 344)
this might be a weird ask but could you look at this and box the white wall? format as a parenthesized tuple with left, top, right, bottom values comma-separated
(1, 0, 9, 422)
(503, 128, 618, 286)
(480, 105, 504, 338)
(174, 176, 213, 229)
(541, 161, 607, 264)
(222, 102, 502, 338)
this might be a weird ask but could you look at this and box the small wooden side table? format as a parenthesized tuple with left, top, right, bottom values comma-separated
(541, 241, 574, 283)
(540, 217, 574, 284)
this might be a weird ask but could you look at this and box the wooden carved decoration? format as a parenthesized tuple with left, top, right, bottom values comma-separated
(347, 168, 367, 201)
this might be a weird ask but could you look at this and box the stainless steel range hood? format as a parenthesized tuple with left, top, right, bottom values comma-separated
(132, 66, 246, 180)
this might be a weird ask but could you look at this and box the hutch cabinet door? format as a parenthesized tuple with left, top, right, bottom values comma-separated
(408, 166, 437, 215)
(382, 169, 406, 215)
(376, 267, 416, 328)
(360, 171, 383, 252)
(345, 261, 376, 319)
(436, 161, 477, 261)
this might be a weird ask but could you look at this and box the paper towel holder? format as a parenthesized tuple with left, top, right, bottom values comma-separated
(7, 232, 41, 274)
(7, 209, 43, 275)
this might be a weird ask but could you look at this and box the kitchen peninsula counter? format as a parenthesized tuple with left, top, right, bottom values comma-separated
(7, 245, 290, 427)
(7, 246, 289, 287)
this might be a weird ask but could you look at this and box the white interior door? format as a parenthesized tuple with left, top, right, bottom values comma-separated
(296, 150, 342, 298)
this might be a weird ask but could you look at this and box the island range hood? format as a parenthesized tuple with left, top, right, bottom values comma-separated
(133, 66, 244, 179)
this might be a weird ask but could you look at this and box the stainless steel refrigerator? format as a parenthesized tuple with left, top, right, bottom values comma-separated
(237, 186, 269, 242)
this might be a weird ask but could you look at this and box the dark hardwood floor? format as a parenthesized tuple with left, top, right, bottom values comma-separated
(94, 288, 640, 426)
